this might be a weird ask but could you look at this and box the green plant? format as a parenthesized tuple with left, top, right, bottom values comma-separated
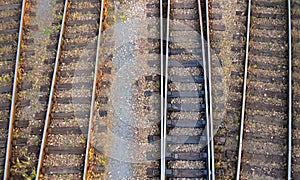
(98, 156, 107, 166)
(42, 28, 52, 35)
(33, 78, 39, 88)
(6, 93, 11, 100)
(32, 137, 39, 146)
(31, 101, 38, 108)
(0, 73, 11, 83)
(27, 168, 36, 179)
(119, 11, 126, 22)
(156, 80, 160, 88)
(72, 11, 80, 19)
(80, 136, 86, 144)
(57, 12, 63, 21)
(54, 24, 62, 31)
(57, 172, 65, 177)
(11, 157, 31, 176)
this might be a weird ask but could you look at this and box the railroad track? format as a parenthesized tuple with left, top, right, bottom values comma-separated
(0, 0, 24, 178)
(2, 0, 68, 179)
(33, 0, 104, 179)
(236, 0, 294, 179)
(147, 0, 214, 179)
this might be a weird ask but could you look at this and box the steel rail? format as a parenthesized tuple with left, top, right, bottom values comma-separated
(161, 0, 170, 179)
(287, 0, 292, 179)
(83, 0, 105, 179)
(160, 0, 166, 178)
(205, 0, 215, 179)
(4, 0, 26, 178)
(236, 0, 252, 179)
(35, 0, 69, 179)
(197, 0, 211, 179)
